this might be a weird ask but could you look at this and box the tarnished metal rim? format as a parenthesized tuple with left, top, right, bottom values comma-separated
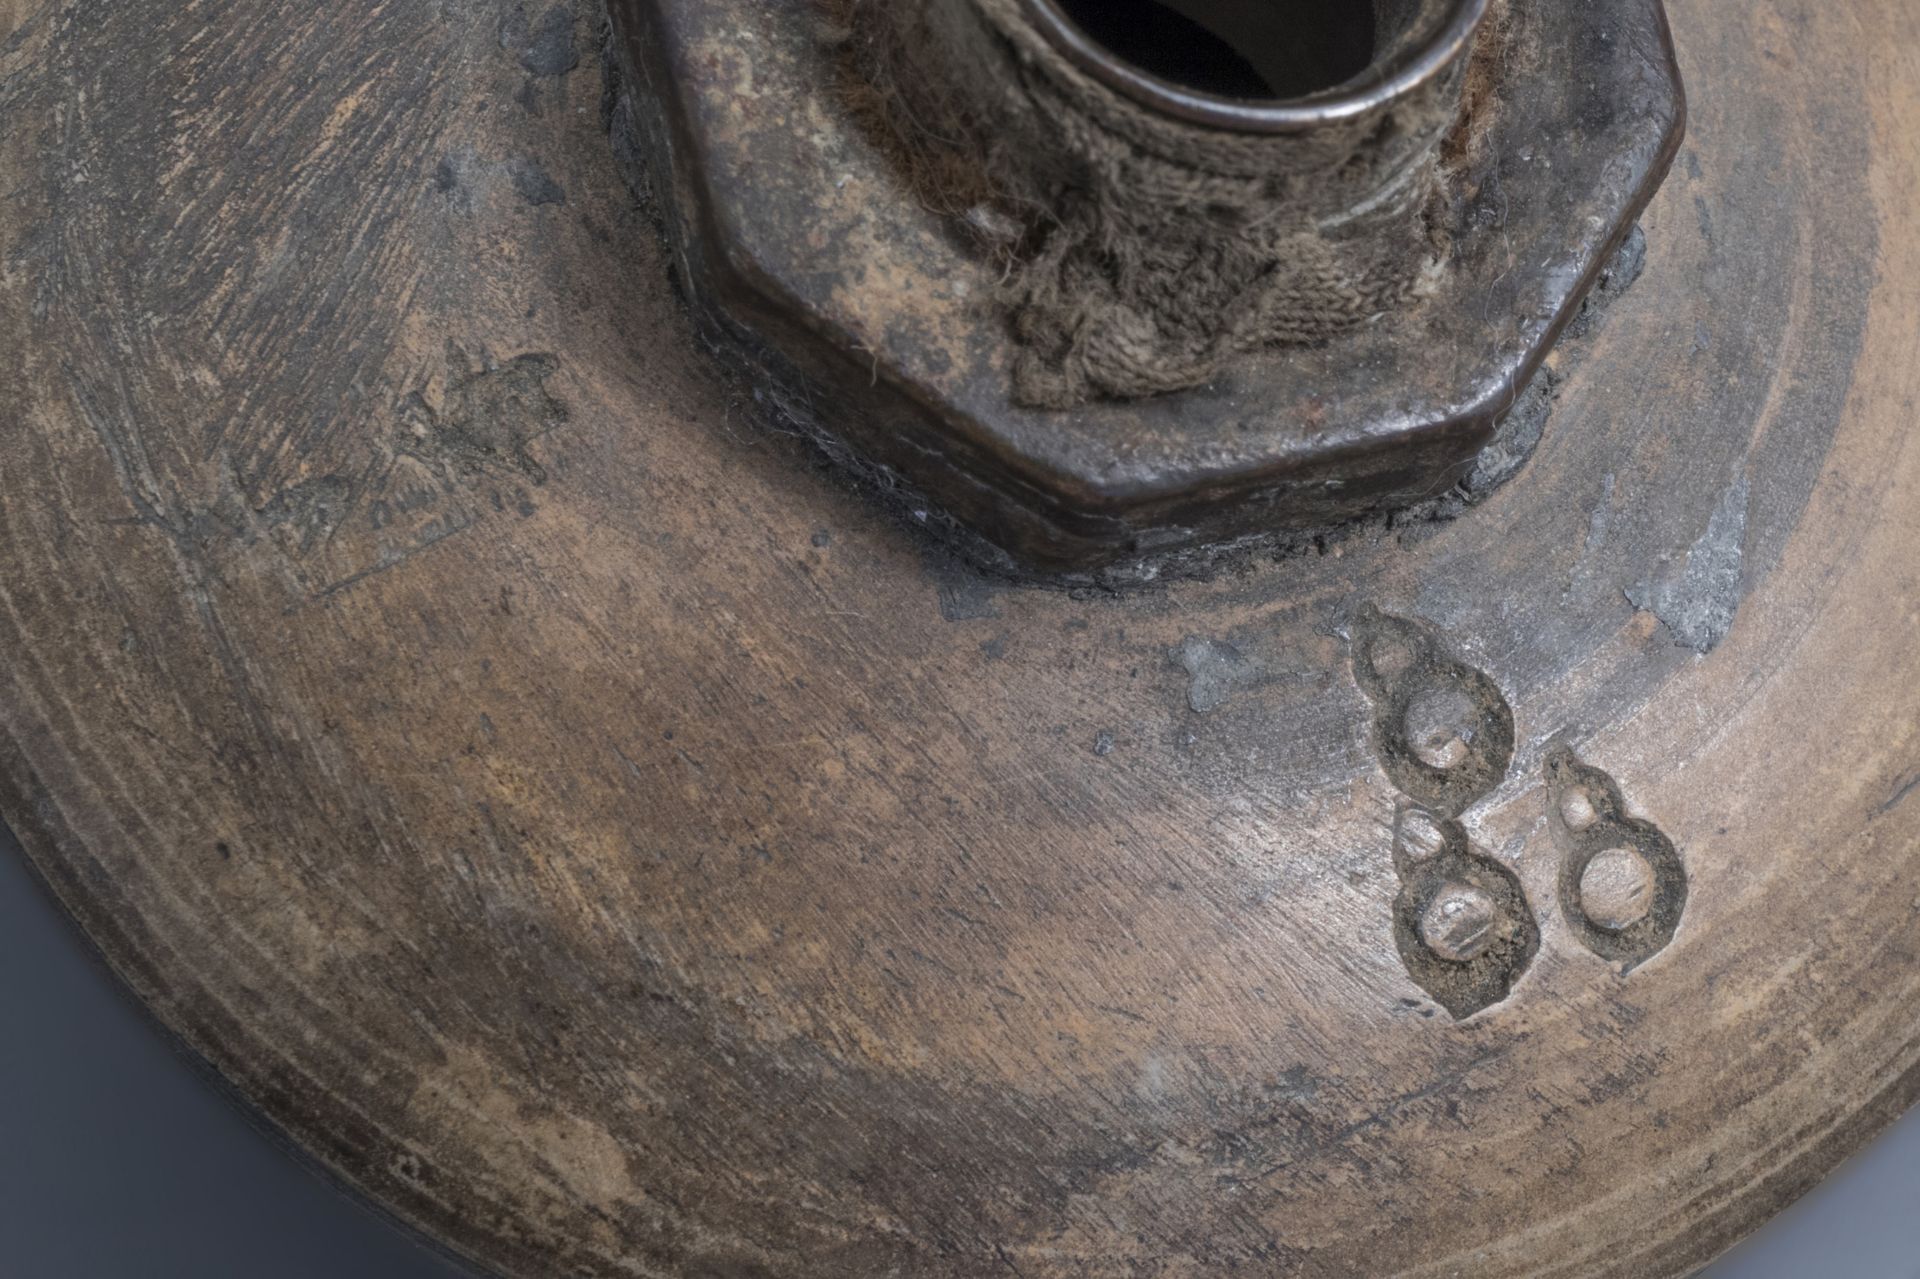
(1018, 0, 1491, 134)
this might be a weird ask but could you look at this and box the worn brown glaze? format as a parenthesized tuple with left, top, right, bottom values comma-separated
(0, 0, 1916, 1276)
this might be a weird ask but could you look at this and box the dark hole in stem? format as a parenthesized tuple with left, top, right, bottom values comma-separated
(1052, 0, 1383, 101)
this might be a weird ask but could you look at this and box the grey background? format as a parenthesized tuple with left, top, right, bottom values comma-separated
(2, 824, 1914, 1278)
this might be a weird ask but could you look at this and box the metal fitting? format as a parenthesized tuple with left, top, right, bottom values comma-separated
(612, 0, 1685, 574)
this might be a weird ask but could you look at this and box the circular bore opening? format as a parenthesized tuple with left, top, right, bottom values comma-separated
(1026, 0, 1486, 130)
(1050, 0, 1377, 100)
(1579, 848, 1656, 932)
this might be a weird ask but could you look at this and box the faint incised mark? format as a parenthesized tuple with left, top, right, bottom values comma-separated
(398, 347, 568, 485)
(1543, 747, 1687, 970)
(254, 472, 354, 556)
(1625, 474, 1749, 655)
(1169, 635, 1256, 714)
(500, 3, 580, 79)
(1349, 604, 1515, 818)
(1390, 805, 1540, 1020)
